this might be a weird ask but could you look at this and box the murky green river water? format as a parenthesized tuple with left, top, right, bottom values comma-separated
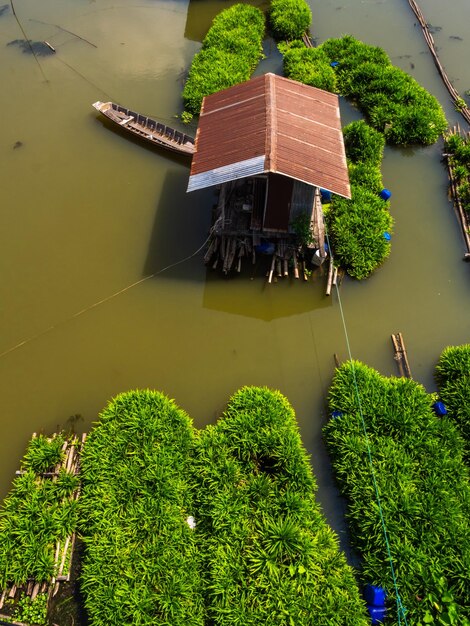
(0, 0, 469, 537)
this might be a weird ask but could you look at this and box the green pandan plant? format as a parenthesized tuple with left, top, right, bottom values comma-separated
(182, 4, 265, 117)
(269, 0, 312, 41)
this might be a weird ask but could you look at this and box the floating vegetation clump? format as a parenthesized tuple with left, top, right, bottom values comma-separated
(436, 344, 470, 458)
(269, 0, 312, 42)
(319, 35, 447, 145)
(326, 121, 392, 279)
(182, 4, 265, 117)
(192, 386, 369, 626)
(79, 390, 204, 626)
(79, 387, 369, 625)
(0, 433, 81, 626)
(324, 362, 470, 625)
(444, 130, 470, 214)
(282, 42, 337, 91)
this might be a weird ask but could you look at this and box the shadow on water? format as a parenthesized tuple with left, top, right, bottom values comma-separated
(202, 266, 333, 321)
(144, 169, 214, 281)
(7, 39, 56, 55)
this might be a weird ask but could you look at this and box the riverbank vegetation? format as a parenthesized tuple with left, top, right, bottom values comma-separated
(269, 0, 311, 42)
(436, 344, 470, 459)
(79, 387, 369, 625)
(324, 361, 470, 625)
(326, 121, 392, 278)
(182, 4, 265, 119)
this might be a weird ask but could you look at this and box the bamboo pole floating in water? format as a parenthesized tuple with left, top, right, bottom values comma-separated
(391, 332, 412, 378)
(406, 0, 470, 125)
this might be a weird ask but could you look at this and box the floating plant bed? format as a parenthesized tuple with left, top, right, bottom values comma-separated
(0, 433, 85, 625)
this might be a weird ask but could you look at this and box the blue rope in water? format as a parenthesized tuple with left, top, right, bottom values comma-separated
(323, 229, 408, 625)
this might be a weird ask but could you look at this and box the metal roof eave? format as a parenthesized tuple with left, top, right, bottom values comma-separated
(187, 155, 265, 192)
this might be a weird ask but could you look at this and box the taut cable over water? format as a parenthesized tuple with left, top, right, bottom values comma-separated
(9, 0, 48, 83)
(0, 226, 218, 360)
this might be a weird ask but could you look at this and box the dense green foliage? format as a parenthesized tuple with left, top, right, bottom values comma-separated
(436, 344, 470, 459)
(0, 434, 78, 588)
(282, 43, 337, 91)
(182, 4, 265, 116)
(79, 390, 204, 626)
(326, 121, 392, 279)
(343, 120, 385, 168)
(326, 185, 392, 278)
(444, 132, 470, 213)
(269, 0, 312, 42)
(319, 35, 447, 145)
(192, 386, 369, 626)
(22, 432, 65, 474)
(79, 387, 369, 625)
(324, 362, 470, 625)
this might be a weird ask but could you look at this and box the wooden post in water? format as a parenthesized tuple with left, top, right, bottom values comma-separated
(391, 332, 412, 378)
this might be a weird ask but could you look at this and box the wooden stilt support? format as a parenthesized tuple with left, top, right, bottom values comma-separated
(268, 255, 276, 283)
(391, 332, 412, 378)
(0, 589, 6, 609)
(293, 252, 299, 279)
(326, 256, 334, 295)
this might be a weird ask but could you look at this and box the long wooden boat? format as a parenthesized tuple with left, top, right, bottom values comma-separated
(92, 101, 195, 156)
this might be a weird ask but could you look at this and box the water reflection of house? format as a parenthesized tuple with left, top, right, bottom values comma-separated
(187, 73, 350, 277)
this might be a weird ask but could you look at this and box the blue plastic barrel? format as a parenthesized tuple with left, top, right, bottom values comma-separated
(255, 242, 275, 255)
(364, 585, 386, 607)
(331, 411, 343, 419)
(432, 401, 448, 416)
(379, 189, 391, 201)
(367, 605, 387, 625)
(320, 188, 332, 202)
(383, 232, 391, 241)
(330, 61, 339, 67)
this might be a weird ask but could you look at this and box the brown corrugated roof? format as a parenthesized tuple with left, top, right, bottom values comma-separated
(187, 73, 350, 199)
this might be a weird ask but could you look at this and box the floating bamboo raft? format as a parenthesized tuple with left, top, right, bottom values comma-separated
(391, 332, 413, 379)
(443, 126, 470, 260)
(0, 433, 86, 625)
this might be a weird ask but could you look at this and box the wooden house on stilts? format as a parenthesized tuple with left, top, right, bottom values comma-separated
(187, 73, 351, 279)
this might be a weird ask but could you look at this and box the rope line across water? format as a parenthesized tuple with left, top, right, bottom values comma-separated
(323, 227, 409, 625)
(0, 227, 216, 360)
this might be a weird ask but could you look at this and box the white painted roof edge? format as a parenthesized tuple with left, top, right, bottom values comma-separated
(187, 156, 265, 192)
